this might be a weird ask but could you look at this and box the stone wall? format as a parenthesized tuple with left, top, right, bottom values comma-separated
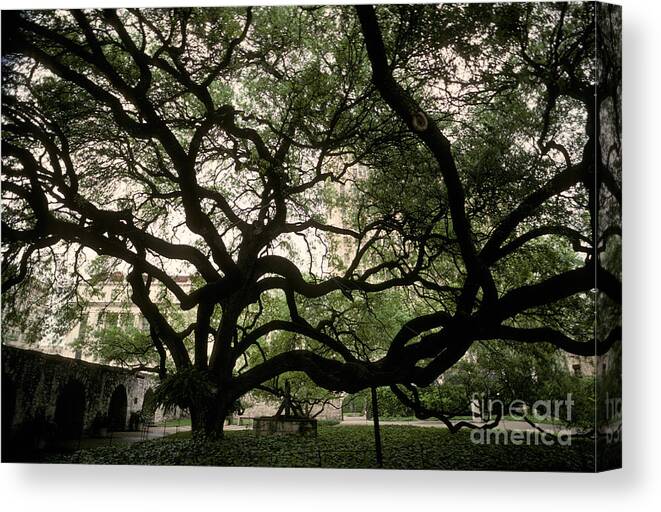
(253, 416, 317, 436)
(240, 397, 344, 421)
(2, 345, 158, 447)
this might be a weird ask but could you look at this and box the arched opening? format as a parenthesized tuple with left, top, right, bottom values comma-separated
(54, 379, 86, 440)
(141, 387, 156, 423)
(107, 384, 128, 431)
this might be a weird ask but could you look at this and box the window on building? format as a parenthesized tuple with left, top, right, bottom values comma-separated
(119, 312, 134, 328)
(77, 314, 89, 340)
(142, 316, 151, 332)
(103, 312, 119, 328)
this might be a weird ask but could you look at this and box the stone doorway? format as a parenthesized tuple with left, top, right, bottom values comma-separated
(107, 384, 128, 432)
(54, 380, 86, 439)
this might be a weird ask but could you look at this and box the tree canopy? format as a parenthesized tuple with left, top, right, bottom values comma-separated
(1, 3, 621, 434)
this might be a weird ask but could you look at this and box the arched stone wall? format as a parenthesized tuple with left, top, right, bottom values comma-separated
(1, 345, 158, 459)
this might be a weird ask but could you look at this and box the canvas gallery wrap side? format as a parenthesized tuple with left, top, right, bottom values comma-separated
(0, 2, 621, 472)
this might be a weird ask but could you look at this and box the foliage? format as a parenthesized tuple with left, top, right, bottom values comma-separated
(153, 368, 217, 414)
(417, 383, 471, 416)
(49, 425, 597, 471)
(440, 341, 596, 427)
(75, 323, 156, 367)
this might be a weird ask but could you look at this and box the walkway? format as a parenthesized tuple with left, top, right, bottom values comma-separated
(60, 423, 251, 451)
(339, 415, 570, 433)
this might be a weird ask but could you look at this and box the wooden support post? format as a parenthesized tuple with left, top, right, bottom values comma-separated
(371, 386, 383, 468)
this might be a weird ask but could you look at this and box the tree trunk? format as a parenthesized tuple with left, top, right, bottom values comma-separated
(204, 403, 228, 438)
(190, 397, 230, 438)
(190, 406, 205, 433)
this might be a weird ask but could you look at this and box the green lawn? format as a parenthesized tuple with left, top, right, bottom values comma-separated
(157, 418, 192, 428)
(50, 425, 599, 471)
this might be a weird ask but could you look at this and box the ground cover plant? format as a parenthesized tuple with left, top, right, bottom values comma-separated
(50, 425, 598, 471)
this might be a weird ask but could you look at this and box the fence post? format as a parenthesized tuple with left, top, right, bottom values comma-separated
(371, 386, 383, 468)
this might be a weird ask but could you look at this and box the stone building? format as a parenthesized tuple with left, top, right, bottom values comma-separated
(3, 272, 194, 363)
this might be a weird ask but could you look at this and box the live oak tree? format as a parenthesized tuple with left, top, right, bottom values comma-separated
(1, 3, 621, 435)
